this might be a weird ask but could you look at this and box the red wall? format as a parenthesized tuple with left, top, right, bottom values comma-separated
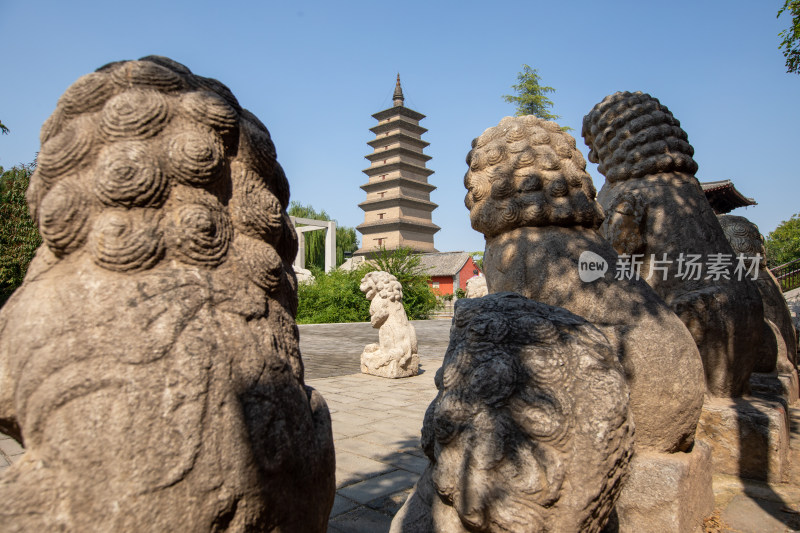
(429, 276, 453, 295)
(459, 257, 481, 290)
(426, 257, 482, 296)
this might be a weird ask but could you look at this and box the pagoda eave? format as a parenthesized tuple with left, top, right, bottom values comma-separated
(355, 245, 439, 256)
(370, 121, 427, 136)
(367, 133, 429, 150)
(362, 161, 434, 178)
(372, 106, 426, 122)
(358, 196, 438, 211)
(360, 177, 436, 193)
(356, 219, 441, 234)
(364, 147, 432, 163)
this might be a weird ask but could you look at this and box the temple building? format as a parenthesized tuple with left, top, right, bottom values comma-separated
(355, 75, 440, 255)
(699, 179, 757, 214)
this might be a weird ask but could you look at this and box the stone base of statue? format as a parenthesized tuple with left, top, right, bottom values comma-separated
(361, 347, 420, 379)
(696, 396, 790, 484)
(603, 441, 713, 533)
(750, 370, 799, 405)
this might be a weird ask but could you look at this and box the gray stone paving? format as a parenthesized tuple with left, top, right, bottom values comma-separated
(309, 355, 445, 532)
(299, 319, 451, 379)
(0, 433, 24, 469)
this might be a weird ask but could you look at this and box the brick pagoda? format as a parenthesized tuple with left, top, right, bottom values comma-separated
(355, 75, 439, 255)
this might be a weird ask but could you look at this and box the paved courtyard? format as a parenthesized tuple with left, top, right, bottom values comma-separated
(2, 318, 800, 532)
(299, 319, 450, 531)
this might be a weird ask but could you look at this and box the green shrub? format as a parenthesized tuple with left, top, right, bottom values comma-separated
(1, 164, 41, 307)
(370, 247, 438, 320)
(295, 247, 438, 323)
(296, 266, 372, 324)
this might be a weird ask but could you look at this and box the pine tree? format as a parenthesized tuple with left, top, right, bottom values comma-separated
(503, 64, 571, 131)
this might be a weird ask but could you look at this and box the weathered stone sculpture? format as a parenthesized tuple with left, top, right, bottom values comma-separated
(293, 265, 315, 284)
(0, 57, 335, 531)
(582, 91, 765, 397)
(391, 293, 634, 533)
(717, 214, 799, 406)
(360, 271, 419, 378)
(787, 289, 800, 350)
(464, 273, 487, 298)
(718, 214, 797, 373)
(464, 115, 704, 453)
(463, 116, 713, 532)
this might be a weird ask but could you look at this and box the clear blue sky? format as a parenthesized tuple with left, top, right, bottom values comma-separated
(1, 0, 797, 254)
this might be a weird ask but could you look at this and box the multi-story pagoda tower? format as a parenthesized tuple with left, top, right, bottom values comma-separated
(355, 75, 439, 255)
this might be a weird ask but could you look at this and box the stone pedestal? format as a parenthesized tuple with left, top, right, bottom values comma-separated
(361, 350, 420, 379)
(604, 442, 713, 533)
(697, 396, 790, 483)
(782, 370, 800, 404)
(750, 370, 799, 405)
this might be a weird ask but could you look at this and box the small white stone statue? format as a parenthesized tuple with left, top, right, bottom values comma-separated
(360, 271, 419, 378)
(465, 274, 487, 298)
(293, 266, 315, 284)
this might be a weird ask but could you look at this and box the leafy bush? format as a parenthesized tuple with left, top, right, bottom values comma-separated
(370, 247, 438, 320)
(296, 266, 372, 324)
(295, 247, 438, 323)
(455, 288, 466, 299)
(1, 164, 41, 307)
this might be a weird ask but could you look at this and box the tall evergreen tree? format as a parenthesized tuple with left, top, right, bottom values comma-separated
(503, 64, 571, 131)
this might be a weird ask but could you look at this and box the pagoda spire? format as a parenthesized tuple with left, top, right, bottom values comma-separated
(393, 73, 404, 107)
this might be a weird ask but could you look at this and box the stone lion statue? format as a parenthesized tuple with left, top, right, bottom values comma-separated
(464, 115, 704, 453)
(0, 56, 334, 531)
(391, 293, 634, 533)
(360, 271, 419, 378)
(582, 91, 766, 397)
(718, 214, 797, 375)
(464, 274, 487, 298)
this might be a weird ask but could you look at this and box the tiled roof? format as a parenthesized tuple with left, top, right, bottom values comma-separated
(700, 179, 756, 214)
(338, 251, 475, 277)
(417, 252, 472, 277)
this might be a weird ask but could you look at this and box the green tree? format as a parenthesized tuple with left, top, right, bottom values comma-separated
(370, 246, 437, 320)
(470, 251, 484, 271)
(778, 1, 800, 74)
(335, 226, 359, 266)
(502, 64, 571, 130)
(288, 201, 359, 268)
(765, 212, 800, 268)
(1, 164, 42, 306)
(0, 120, 8, 135)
